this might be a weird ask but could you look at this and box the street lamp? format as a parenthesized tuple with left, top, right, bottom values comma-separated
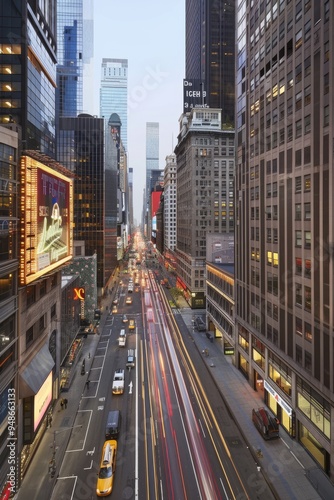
(49, 425, 82, 477)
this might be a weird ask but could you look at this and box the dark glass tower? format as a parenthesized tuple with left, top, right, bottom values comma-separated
(185, 0, 235, 127)
(58, 114, 105, 289)
(0, 0, 57, 156)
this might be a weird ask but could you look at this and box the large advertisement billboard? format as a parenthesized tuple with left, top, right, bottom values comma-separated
(20, 156, 73, 285)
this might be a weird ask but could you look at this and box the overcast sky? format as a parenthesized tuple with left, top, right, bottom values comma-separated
(92, 0, 185, 222)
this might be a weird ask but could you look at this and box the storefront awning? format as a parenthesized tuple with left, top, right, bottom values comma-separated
(19, 344, 55, 398)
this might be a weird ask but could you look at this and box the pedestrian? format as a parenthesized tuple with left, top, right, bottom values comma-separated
(64, 398, 68, 409)
(60, 399, 64, 410)
(86, 379, 90, 389)
(49, 415, 52, 428)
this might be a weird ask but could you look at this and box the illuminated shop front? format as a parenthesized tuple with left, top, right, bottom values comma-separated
(19, 345, 54, 478)
(264, 380, 294, 436)
(296, 377, 330, 474)
(60, 338, 83, 391)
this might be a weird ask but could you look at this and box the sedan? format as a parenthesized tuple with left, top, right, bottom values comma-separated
(122, 314, 128, 323)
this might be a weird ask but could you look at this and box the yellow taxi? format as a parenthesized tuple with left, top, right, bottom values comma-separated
(96, 440, 117, 496)
(129, 319, 135, 330)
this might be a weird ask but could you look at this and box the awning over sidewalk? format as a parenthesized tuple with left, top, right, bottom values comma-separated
(19, 344, 55, 398)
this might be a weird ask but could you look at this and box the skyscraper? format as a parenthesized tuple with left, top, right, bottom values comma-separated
(56, 0, 84, 118)
(58, 114, 105, 289)
(164, 153, 177, 253)
(185, 0, 235, 126)
(100, 58, 128, 151)
(175, 108, 234, 308)
(0, 0, 57, 156)
(145, 122, 159, 205)
(235, 0, 334, 479)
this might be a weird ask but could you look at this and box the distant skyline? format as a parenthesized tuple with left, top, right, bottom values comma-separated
(92, 0, 185, 220)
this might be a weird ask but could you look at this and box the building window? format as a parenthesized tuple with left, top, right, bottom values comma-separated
(51, 303, 56, 318)
(305, 231, 311, 249)
(324, 73, 329, 94)
(324, 0, 329, 21)
(26, 326, 34, 348)
(295, 29, 302, 49)
(296, 283, 302, 306)
(295, 1, 302, 22)
(304, 322, 312, 342)
(296, 257, 302, 275)
(324, 105, 329, 127)
(273, 274, 278, 296)
(324, 41, 329, 62)
(304, 202, 311, 220)
(304, 351, 312, 372)
(40, 281, 46, 297)
(295, 64, 302, 83)
(305, 259, 311, 278)
(304, 175, 311, 191)
(305, 286, 311, 311)
(295, 176, 302, 193)
(304, 56, 311, 77)
(304, 114, 311, 134)
(295, 119, 302, 138)
(295, 203, 302, 220)
(304, 86, 311, 106)
(296, 316, 303, 336)
(304, 20, 311, 41)
(295, 148, 302, 166)
(295, 230, 302, 247)
(295, 91, 302, 110)
(26, 286, 36, 308)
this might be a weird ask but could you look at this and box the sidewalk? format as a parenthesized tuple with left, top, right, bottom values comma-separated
(15, 305, 112, 500)
(176, 299, 334, 500)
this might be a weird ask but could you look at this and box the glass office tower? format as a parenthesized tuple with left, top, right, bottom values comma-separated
(185, 0, 235, 127)
(145, 122, 159, 206)
(0, 0, 57, 156)
(100, 58, 128, 151)
(235, 0, 334, 478)
(56, 0, 84, 118)
(58, 114, 105, 290)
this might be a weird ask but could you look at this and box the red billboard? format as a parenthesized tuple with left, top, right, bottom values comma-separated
(151, 191, 161, 218)
(20, 155, 73, 285)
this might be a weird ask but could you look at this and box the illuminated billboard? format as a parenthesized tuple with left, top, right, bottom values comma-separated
(20, 155, 73, 285)
(34, 371, 52, 431)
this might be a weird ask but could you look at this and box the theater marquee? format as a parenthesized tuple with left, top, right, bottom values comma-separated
(20, 155, 73, 285)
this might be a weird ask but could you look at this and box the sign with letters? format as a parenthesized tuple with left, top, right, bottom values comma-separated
(183, 79, 208, 113)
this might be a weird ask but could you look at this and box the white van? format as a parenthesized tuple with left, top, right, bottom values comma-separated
(118, 329, 126, 347)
